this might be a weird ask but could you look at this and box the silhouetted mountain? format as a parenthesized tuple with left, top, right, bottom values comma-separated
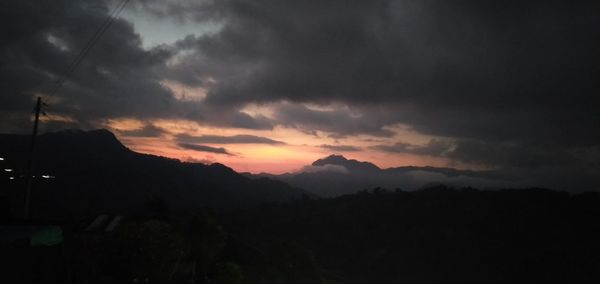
(0, 129, 308, 220)
(312, 154, 380, 173)
(247, 155, 517, 197)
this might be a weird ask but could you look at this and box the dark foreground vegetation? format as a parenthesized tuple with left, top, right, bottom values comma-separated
(3, 186, 600, 283)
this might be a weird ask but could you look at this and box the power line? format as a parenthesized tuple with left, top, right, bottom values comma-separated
(23, 0, 130, 219)
(49, 0, 131, 97)
(23, 97, 43, 219)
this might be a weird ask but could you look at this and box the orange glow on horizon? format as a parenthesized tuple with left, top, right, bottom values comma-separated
(110, 118, 482, 174)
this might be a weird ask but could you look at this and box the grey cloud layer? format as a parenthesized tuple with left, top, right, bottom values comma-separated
(271, 103, 394, 137)
(0, 0, 268, 132)
(370, 139, 454, 157)
(118, 124, 165, 138)
(1, 0, 176, 123)
(320, 144, 362, 152)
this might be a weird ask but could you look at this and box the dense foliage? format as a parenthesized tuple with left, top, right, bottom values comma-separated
(220, 186, 600, 283)
(4, 186, 600, 283)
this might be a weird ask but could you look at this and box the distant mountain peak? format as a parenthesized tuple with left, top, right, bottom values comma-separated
(312, 154, 348, 165)
(312, 154, 380, 172)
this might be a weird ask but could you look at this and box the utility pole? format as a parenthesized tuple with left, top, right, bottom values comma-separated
(24, 96, 43, 219)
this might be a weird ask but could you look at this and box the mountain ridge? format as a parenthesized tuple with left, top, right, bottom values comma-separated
(247, 154, 516, 197)
(0, 129, 309, 220)
(312, 154, 381, 172)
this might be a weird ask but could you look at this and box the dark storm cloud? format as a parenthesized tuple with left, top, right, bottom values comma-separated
(0, 0, 279, 133)
(126, 0, 224, 23)
(161, 0, 599, 151)
(231, 112, 273, 130)
(0, 0, 180, 126)
(320, 144, 362, 152)
(177, 134, 284, 145)
(445, 139, 595, 169)
(177, 143, 234, 156)
(271, 103, 394, 137)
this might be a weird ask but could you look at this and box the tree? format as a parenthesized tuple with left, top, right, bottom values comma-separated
(117, 220, 186, 283)
(186, 213, 226, 283)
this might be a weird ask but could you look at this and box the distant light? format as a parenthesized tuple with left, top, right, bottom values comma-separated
(4, 168, 12, 172)
(9, 177, 14, 180)
(0, 157, 4, 161)
(41, 175, 55, 179)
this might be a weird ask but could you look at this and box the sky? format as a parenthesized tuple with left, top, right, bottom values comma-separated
(1, 0, 599, 189)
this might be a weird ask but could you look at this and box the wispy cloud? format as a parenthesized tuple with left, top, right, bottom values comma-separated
(177, 134, 285, 145)
(320, 144, 362, 152)
(177, 143, 235, 156)
(370, 139, 454, 157)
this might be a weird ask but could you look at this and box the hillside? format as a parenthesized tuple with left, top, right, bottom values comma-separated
(0, 129, 308, 220)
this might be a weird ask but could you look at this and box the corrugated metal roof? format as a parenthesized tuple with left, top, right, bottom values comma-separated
(84, 215, 124, 232)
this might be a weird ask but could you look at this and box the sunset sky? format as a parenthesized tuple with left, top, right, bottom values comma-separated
(1, 0, 599, 184)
